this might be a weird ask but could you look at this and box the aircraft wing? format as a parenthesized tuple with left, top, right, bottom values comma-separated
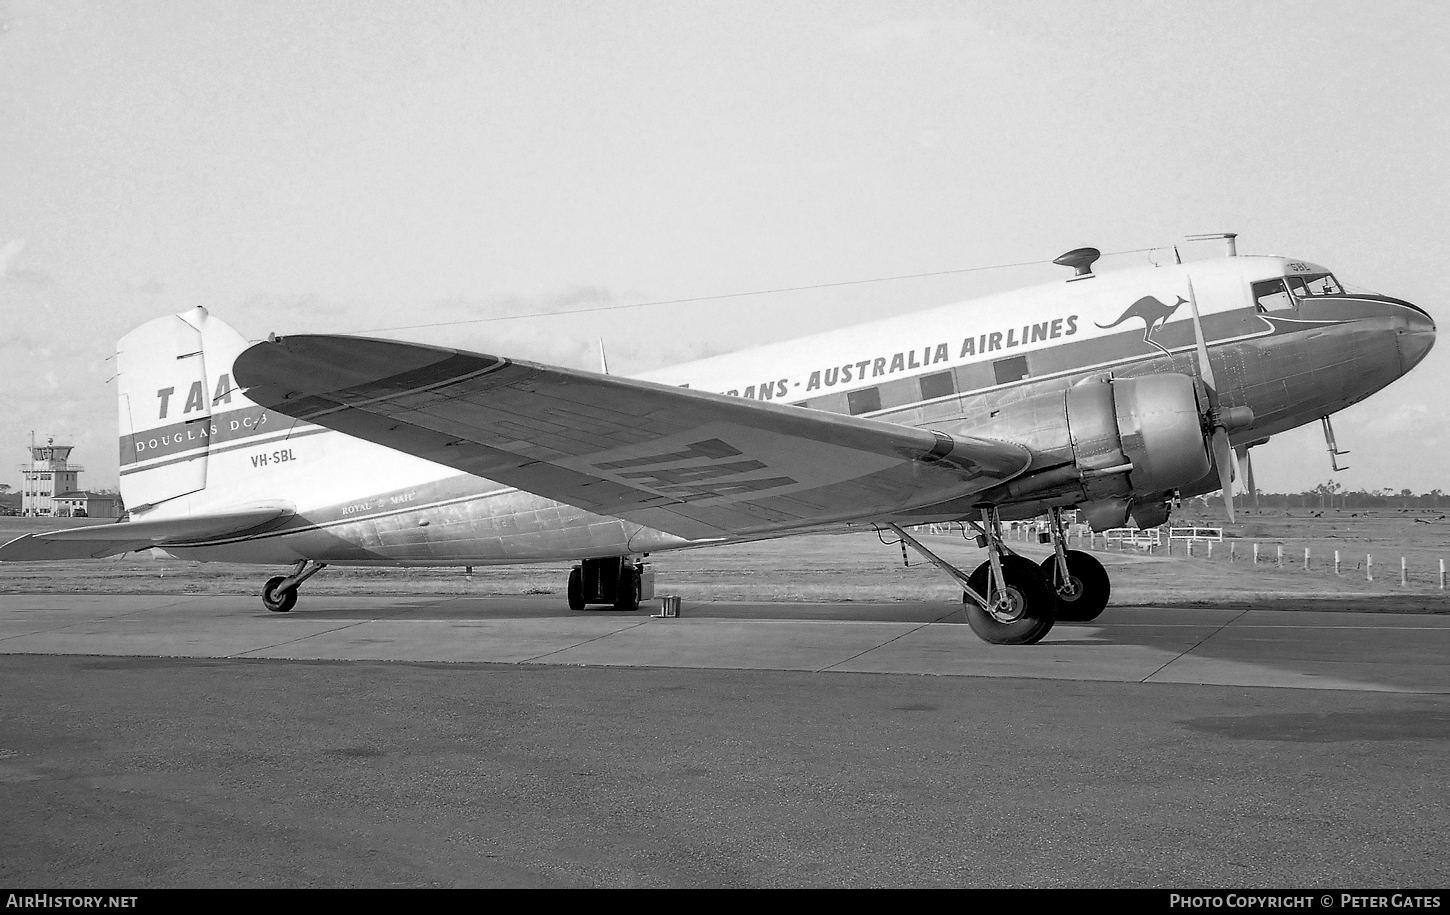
(0, 506, 293, 561)
(234, 336, 1033, 540)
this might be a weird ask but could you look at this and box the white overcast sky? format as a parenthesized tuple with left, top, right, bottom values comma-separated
(1, 0, 1447, 494)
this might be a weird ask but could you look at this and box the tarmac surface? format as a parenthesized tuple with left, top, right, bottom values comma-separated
(1, 592, 1448, 887)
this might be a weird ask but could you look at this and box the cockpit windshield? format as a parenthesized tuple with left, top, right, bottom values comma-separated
(1286, 273, 1343, 297)
(1252, 273, 1344, 312)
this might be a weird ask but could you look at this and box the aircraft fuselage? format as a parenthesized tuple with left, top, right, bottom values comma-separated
(152, 253, 1434, 565)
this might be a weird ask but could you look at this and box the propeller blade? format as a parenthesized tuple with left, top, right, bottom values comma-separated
(1185, 275, 1218, 397)
(1244, 446, 1258, 508)
(1213, 428, 1235, 523)
(1186, 272, 1240, 523)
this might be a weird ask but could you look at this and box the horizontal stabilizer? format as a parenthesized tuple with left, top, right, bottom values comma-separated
(234, 335, 1032, 539)
(0, 505, 294, 561)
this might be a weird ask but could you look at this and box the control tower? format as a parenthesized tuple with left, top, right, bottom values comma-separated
(20, 435, 83, 517)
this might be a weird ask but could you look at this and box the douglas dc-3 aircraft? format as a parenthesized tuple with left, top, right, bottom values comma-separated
(0, 241, 1435, 644)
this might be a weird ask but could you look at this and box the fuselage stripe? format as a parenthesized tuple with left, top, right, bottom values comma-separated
(119, 426, 331, 475)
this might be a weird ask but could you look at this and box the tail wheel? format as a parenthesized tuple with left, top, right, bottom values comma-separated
(613, 566, 641, 612)
(962, 555, 1055, 645)
(261, 576, 297, 613)
(1038, 550, 1111, 622)
(567, 567, 585, 612)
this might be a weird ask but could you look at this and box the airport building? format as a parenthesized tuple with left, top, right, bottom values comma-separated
(19, 437, 118, 518)
(51, 490, 121, 519)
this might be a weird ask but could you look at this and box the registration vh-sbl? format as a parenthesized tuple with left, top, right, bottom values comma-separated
(1, 236, 1434, 645)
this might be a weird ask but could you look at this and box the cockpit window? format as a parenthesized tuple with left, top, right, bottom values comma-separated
(1286, 273, 1343, 297)
(1252, 279, 1295, 313)
(1253, 273, 1345, 313)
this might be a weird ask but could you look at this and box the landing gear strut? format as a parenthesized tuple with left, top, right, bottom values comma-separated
(889, 507, 1056, 645)
(261, 560, 327, 613)
(568, 557, 652, 612)
(1038, 507, 1111, 622)
(963, 507, 1056, 644)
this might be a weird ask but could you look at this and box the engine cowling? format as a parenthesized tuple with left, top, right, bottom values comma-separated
(954, 373, 1210, 529)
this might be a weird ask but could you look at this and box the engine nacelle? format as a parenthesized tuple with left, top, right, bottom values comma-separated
(956, 374, 1210, 528)
(1068, 373, 1210, 498)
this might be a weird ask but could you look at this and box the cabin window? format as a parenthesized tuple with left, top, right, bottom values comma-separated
(919, 370, 955, 401)
(953, 362, 995, 396)
(1286, 273, 1343, 298)
(993, 355, 1029, 386)
(1252, 279, 1295, 313)
(846, 386, 881, 415)
(877, 378, 919, 410)
(800, 393, 848, 414)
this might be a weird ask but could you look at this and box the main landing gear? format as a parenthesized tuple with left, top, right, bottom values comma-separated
(959, 507, 1056, 644)
(567, 557, 654, 613)
(261, 560, 328, 613)
(1038, 507, 1111, 623)
(889, 505, 1111, 645)
(890, 508, 1053, 645)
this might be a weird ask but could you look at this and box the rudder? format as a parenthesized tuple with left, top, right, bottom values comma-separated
(116, 307, 253, 512)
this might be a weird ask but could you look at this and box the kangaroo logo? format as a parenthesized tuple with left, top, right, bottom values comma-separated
(1096, 295, 1186, 358)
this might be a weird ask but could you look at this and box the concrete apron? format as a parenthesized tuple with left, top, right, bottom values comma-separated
(1, 594, 1447, 694)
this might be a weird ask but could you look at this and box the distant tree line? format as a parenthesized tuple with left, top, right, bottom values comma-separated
(1232, 484, 1446, 511)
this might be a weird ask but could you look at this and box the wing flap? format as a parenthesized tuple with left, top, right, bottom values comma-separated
(0, 505, 294, 561)
(235, 335, 1032, 539)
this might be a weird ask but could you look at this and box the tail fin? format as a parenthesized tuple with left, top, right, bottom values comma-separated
(116, 307, 254, 512)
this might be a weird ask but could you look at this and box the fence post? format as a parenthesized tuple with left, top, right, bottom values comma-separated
(1304, 547, 1310, 571)
(1253, 543, 1259, 565)
(1367, 555, 1373, 582)
(1401, 556, 1407, 588)
(1440, 559, 1445, 590)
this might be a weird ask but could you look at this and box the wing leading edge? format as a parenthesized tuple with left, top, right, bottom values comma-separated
(234, 335, 1032, 540)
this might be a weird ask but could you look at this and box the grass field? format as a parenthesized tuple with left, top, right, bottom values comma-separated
(3, 512, 1449, 613)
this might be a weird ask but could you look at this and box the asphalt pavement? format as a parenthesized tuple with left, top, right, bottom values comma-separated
(1, 593, 1446, 887)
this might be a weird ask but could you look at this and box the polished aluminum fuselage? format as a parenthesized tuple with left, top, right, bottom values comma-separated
(163, 256, 1435, 565)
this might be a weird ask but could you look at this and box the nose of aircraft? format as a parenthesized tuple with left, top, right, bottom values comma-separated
(1397, 305, 1436, 374)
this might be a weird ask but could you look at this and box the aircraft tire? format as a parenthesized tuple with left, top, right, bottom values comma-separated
(1038, 550, 1110, 622)
(613, 566, 641, 612)
(963, 556, 1055, 645)
(567, 567, 585, 612)
(262, 576, 298, 613)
